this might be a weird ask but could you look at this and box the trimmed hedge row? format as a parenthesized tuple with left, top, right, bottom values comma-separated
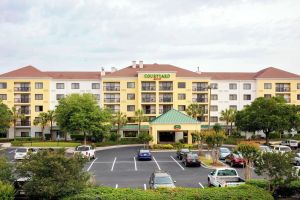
(63, 185, 273, 200)
(95, 138, 142, 147)
(0, 181, 15, 200)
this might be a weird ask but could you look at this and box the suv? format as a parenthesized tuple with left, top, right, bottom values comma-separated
(182, 153, 201, 167)
(281, 140, 298, 149)
(176, 148, 190, 160)
(272, 145, 292, 154)
(74, 145, 95, 160)
(149, 171, 176, 189)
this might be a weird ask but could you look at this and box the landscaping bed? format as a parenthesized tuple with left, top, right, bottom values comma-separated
(12, 141, 80, 147)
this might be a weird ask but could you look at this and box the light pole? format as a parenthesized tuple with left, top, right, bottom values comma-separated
(207, 84, 212, 130)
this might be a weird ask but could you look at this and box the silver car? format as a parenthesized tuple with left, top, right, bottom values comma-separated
(219, 147, 231, 160)
(293, 153, 300, 166)
(149, 171, 176, 189)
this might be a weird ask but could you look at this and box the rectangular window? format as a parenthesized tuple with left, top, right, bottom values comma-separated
(0, 94, 7, 100)
(127, 82, 135, 88)
(229, 105, 237, 110)
(297, 94, 300, 100)
(0, 82, 7, 89)
(21, 132, 29, 137)
(229, 83, 237, 90)
(298, 83, 300, 89)
(178, 82, 186, 88)
(243, 83, 251, 90)
(92, 83, 100, 89)
(210, 116, 218, 122)
(127, 105, 135, 112)
(127, 93, 135, 100)
(178, 105, 186, 111)
(243, 94, 251, 100)
(211, 94, 218, 100)
(123, 131, 137, 138)
(56, 94, 64, 100)
(211, 83, 218, 89)
(35, 106, 43, 112)
(93, 94, 100, 100)
(71, 83, 80, 89)
(178, 93, 186, 100)
(35, 82, 43, 89)
(35, 132, 42, 137)
(264, 94, 272, 99)
(35, 94, 43, 100)
(210, 105, 218, 111)
(229, 94, 237, 100)
(56, 83, 65, 89)
(264, 83, 272, 89)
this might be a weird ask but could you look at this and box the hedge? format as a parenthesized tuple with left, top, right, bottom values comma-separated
(0, 181, 15, 200)
(63, 185, 273, 200)
(95, 138, 142, 147)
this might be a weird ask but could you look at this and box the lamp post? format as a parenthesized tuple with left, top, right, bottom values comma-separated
(207, 84, 212, 130)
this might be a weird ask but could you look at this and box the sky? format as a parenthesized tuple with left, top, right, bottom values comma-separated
(0, 0, 300, 74)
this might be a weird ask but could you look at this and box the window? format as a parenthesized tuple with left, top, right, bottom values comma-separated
(229, 105, 237, 110)
(21, 132, 29, 137)
(264, 83, 272, 89)
(210, 116, 218, 122)
(178, 105, 186, 111)
(127, 82, 135, 88)
(92, 83, 100, 89)
(71, 83, 80, 89)
(35, 94, 43, 100)
(178, 82, 186, 88)
(229, 83, 237, 90)
(297, 94, 300, 100)
(35, 82, 43, 89)
(211, 94, 218, 100)
(229, 94, 237, 100)
(56, 83, 64, 89)
(298, 83, 300, 89)
(127, 105, 135, 112)
(210, 105, 218, 111)
(123, 131, 137, 138)
(127, 93, 135, 100)
(93, 94, 100, 100)
(211, 83, 218, 89)
(243, 83, 251, 90)
(35, 106, 43, 112)
(0, 82, 7, 89)
(56, 94, 64, 100)
(0, 94, 7, 100)
(243, 94, 251, 100)
(35, 132, 42, 137)
(178, 93, 186, 100)
(264, 94, 272, 99)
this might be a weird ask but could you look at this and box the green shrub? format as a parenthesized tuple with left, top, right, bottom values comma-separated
(173, 142, 183, 149)
(268, 132, 281, 139)
(11, 140, 23, 146)
(70, 134, 92, 141)
(161, 144, 173, 149)
(182, 144, 193, 149)
(275, 180, 300, 198)
(246, 179, 269, 190)
(0, 138, 12, 142)
(223, 137, 243, 145)
(15, 137, 42, 142)
(0, 181, 15, 200)
(120, 138, 141, 143)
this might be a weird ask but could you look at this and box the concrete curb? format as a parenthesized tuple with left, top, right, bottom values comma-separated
(66, 144, 144, 154)
(0, 143, 11, 148)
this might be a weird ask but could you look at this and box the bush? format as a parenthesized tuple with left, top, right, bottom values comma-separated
(11, 140, 23, 146)
(71, 134, 92, 141)
(0, 138, 12, 142)
(63, 185, 273, 200)
(15, 137, 42, 142)
(182, 144, 193, 149)
(151, 144, 174, 149)
(0, 156, 13, 183)
(268, 132, 281, 139)
(223, 137, 243, 145)
(95, 138, 141, 147)
(246, 179, 269, 190)
(0, 181, 15, 200)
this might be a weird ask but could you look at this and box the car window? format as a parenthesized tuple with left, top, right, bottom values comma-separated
(187, 154, 198, 159)
(217, 169, 237, 176)
(16, 148, 27, 153)
(154, 176, 173, 184)
(220, 148, 230, 153)
(140, 150, 150, 153)
(280, 147, 291, 152)
(210, 170, 216, 176)
(76, 146, 90, 151)
(181, 149, 190, 153)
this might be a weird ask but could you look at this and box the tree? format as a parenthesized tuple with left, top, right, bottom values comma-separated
(0, 101, 12, 136)
(10, 106, 25, 140)
(212, 123, 222, 133)
(16, 149, 90, 199)
(186, 103, 204, 120)
(220, 109, 236, 134)
(47, 110, 56, 141)
(134, 109, 148, 136)
(204, 130, 227, 164)
(0, 156, 13, 183)
(191, 131, 206, 155)
(255, 152, 297, 194)
(138, 131, 153, 148)
(0, 181, 15, 200)
(112, 111, 127, 140)
(236, 142, 259, 180)
(55, 94, 112, 145)
(33, 112, 49, 141)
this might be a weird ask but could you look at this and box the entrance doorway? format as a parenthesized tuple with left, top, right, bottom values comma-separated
(159, 131, 175, 143)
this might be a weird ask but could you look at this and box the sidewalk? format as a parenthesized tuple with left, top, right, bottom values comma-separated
(0, 143, 11, 148)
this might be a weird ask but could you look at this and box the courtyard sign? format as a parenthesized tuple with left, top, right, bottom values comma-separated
(174, 125, 181, 130)
(144, 74, 170, 80)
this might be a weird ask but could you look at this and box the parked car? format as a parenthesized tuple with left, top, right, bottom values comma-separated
(225, 153, 246, 167)
(272, 145, 292, 154)
(137, 149, 152, 160)
(14, 148, 29, 160)
(149, 170, 176, 189)
(281, 140, 298, 149)
(182, 153, 201, 167)
(294, 166, 300, 177)
(219, 147, 231, 160)
(28, 148, 39, 154)
(293, 153, 300, 166)
(259, 145, 272, 153)
(176, 148, 190, 160)
(14, 177, 30, 199)
(74, 145, 95, 159)
(207, 168, 245, 187)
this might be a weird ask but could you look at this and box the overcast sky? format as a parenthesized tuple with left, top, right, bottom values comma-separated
(0, 0, 300, 74)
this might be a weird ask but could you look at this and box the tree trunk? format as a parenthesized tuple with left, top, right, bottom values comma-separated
(42, 127, 45, 141)
(265, 131, 270, 145)
(230, 122, 233, 135)
(50, 121, 54, 141)
(64, 131, 67, 141)
(13, 121, 16, 141)
(226, 121, 229, 135)
(138, 122, 141, 136)
(244, 160, 251, 180)
(84, 132, 87, 145)
(117, 124, 120, 141)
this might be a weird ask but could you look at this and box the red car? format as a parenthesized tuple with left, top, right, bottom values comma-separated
(225, 153, 246, 167)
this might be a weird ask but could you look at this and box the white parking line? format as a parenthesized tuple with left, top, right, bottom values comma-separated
(152, 156, 161, 170)
(87, 158, 98, 172)
(170, 156, 184, 170)
(198, 182, 204, 188)
(115, 184, 118, 189)
(111, 157, 117, 171)
(134, 157, 137, 171)
(144, 184, 147, 190)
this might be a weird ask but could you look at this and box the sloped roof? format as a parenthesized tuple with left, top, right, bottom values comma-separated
(150, 109, 200, 124)
(46, 71, 102, 80)
(104, 63, 207, 78)
(254, 67, 300, 79)
(200, 72, 256, 80)
(0, 66, 50, 78)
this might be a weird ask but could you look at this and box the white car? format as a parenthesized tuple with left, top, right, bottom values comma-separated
(14, 148, 29, 160)
(272, 145, 292, 154)
(293, 153, 300, 166)
(259, 145, 272, 153)
(74, 145, 95, 160)
(208, 168, 245, 187)
(281, 140, 298, 149)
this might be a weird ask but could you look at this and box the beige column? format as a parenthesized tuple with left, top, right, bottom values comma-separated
(187, 131, 193, 144)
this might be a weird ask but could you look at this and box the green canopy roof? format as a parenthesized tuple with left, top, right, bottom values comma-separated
(150, 109, 200, 124)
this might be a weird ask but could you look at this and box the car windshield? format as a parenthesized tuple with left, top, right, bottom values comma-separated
(16, 148, 27, 153)
(260, 146, 272, 152)
(181, 149, 190, 153)
(220, 148, 230, 153)
(217, 169, 237, 176)
(187, 154, 198, 159)
(281, 147, 291, 152)
(76, 146, 90, 151)
(154, 176, 173, 184)
(140, 150, 150, 153)
(290, 141, 297, 144)
(233, 153, 243, 158)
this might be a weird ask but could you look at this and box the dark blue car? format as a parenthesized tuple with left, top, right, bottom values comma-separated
(137, 149, 152, 160)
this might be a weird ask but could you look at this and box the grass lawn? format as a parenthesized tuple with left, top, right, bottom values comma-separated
(199, 155, 224, 167)
(22, 141, 80, 147)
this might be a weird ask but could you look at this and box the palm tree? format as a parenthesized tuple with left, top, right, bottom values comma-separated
(33, 112, 49, 141)
(11, 106, 25, 140)
(112, 111, 127, 139)
(229, 109, 237, 134)
(186, 103, 204, 120)
(220, 109, 236, 134)
(47, 110, 56, 141)
(134, 109, 148, 136)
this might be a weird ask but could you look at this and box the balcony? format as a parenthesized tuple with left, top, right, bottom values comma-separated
(159, 97, 173, 103)
(159, 108, 171, 114)
(104, 98, 120, 103)
(14, 87, 30, 92)
(19, 110, 31, 115)
(142, 86, 156, 91)
(103, 86, 120, 91)
(16, 121, 31, 127)
(192, 98, 208, 103)
(14, 98, 30, 103)
(159, 86, 173, 91)
(192, 86, 207, 91)
(142, 97, 156, 103)
(143, 109, 156, 114)
(276, 87, 290, 92)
